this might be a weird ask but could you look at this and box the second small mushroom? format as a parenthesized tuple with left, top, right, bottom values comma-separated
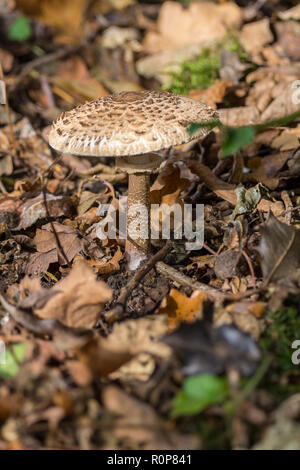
(49, 91, 217, 269)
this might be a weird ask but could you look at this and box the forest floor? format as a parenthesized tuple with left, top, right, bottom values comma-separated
(0, 0, 300, 450)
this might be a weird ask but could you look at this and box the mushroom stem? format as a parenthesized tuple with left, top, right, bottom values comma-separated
(116, 153, 164, 271)
(126, 172, 151, 270)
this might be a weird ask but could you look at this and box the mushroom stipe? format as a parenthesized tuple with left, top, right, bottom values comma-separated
(48, 90, 218, 270)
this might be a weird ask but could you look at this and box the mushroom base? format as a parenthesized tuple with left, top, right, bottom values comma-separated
(126, 171, 151, 270)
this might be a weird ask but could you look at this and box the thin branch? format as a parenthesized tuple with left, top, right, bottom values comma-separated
(106, 240, 174, 323)
(156, 261, 225, 301)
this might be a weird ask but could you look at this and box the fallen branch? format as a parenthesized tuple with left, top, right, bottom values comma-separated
(14, 45, 81, 87)
(106, 240, 173, 323)
(156, 261, 225, 301)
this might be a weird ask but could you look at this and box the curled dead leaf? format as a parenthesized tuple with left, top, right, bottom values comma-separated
(35, 260, 112, 328)
(157, 288, 206, 331)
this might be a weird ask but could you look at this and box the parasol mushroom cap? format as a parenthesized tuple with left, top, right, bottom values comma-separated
(48, 90, 218, 157)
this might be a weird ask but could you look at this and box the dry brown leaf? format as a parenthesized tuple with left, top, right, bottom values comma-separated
(260, 82, 300, 122)
(35, 222, 84, 265)
(189, 160, 237, 205)
(77, 336, 133, 378)
(35, 260, 112, 328)
(240, 19, 273, 54)
(26, 251, 57, 277)
(151, 160, 196, 205)
(14, 194, 75, 230)
(278, 5, 300, 21)
(85, 246, 123, 275)
(16, 0, 87, 43)
(219, 106, 260, 127)
(26, 222, 84, 276)
(188, 160, 284, 215)
(226, 301, 266, 318)
(150, 161, 196, 236)
(65, 359, 93, 387)
(158, 288, 206, 331)
(271, 125, 300, 151)
(143, 1, 242, 54)
(102, 385, 201, 450)
(275, 21, 300, 61)
(52, 56, 108, 102)
(258, 213, 300, 283)
(0, 154, 12, 176)
(244, 153, 290, 190)
(106, 314, 170, 383)
(189, 80, 232, 109)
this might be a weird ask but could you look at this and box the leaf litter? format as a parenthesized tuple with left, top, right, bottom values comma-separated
(0, 0, 299, 451)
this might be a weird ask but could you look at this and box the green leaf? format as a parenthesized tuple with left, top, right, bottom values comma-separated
(8, 16, 32, 41)
(187, 120, 221, 136)
(0, 343, 27, 378)
(221, 126, 256, 157)
(172, 374, 229, 417)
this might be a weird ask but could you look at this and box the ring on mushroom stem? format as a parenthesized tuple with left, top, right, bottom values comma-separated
(48, 90, 218, 270)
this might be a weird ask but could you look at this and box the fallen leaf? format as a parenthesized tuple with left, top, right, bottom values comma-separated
(260, 82, 300, 122)
(188, 160, 237, 205)
(219, 106, 260, 127)
(240, 19, 273, 54)
(35, 260, 112, 328)
(188, 161, 284, 214)
(52, 56, 108, 102)
(136, 43, 205, 85)
(189, 80, 232, 109)
(244, 153, 290, 189)
(271, 125, 300, 151)
(35, 222, 84, 265)
(275, 21, 300, 61)
(214, 250, 246, 280)
(85, 245, 123, 275)
(151, 161, 194, 206)
(14, 194, 75, 230)
(226, 301, 266, 318)
(258, 213, 300, 283)
(158, 288, 206, 331)
(16, 0, 87, 43)
(278, 5, 300, 21)
(143, 1, 242, 54)
(102, 385, 201, 449)
(220, 50, 248, 84)
(77, 337, 133, 378)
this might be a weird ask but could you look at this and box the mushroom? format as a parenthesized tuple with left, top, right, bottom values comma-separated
(48, 91, 217, 270)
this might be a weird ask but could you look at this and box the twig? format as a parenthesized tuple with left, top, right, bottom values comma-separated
(14, 45, 81, 86)
(106, 240, 173, 323)
(241, 249, 256, 284)
(224, 286, 265, 301)
(281, 190, 293, 224)
(203, 242, 218, 256)
(42, 187, 71, 268)
(156, 261, 225, 300)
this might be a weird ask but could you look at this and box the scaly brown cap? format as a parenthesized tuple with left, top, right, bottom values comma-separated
(49, 90, 218, 157)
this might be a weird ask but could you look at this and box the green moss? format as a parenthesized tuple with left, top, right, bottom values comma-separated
(164, 35, 247, 95)
(260, 307, 300, 372)
(165, 48, 220, 95)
